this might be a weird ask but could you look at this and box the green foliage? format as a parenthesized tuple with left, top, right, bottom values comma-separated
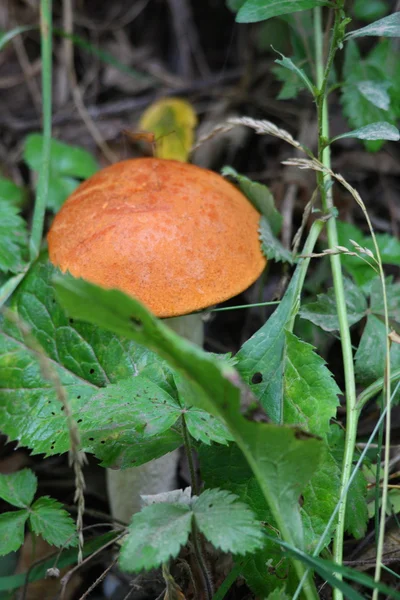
(345, 12, 400, 39)
(355, 314, 400, 386)
(0, 469, 76, 555)
(341, 40, 400, 151)
(353, 0, 389, 22)
(234, 0, 332, 23)
(337, 220, 400, 286)
(221, 166, 282, 233)
(259, 216, 294, 263)
(331, 122, 399, 143)
(0, 199, 28, 274)
(119, 488, 263, 573)
(0, 177, 26, 208)
(23, 135, 98, 212)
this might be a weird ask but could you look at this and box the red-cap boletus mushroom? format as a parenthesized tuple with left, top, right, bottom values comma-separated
(48, 157, 267, 522)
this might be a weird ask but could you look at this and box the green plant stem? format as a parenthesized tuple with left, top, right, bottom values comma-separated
(211, 560, 246, 600)
(356, 369, 400, 416)
(192, 521, 213, 600)
(29, 0, 52, 261)
(314, 8, 357, 599)
(181, 413, 199, 496)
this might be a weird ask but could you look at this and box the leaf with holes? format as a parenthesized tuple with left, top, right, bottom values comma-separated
(29, 497, 77, 547)
(54, 270, 324, 555)
(300, 278, 367, 332)
(192, 488, 264, 554)
(0, 511, 29, 556)
(0, 255, 182, 466)
(0, 469, 37, 508)
(119, 503, 192, 572)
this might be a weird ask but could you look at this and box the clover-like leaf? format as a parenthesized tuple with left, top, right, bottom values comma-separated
(0, 511, 29, 556)
(119, 503, 192, 572)
(0, 469, 37, 508)
(29, 497, 77, 547)
(192, 488, 264, 555)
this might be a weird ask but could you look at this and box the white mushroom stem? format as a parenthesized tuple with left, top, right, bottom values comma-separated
(106, 312, 204, 525)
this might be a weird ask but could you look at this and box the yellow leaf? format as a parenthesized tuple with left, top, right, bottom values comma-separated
(139, 98, 197, 162)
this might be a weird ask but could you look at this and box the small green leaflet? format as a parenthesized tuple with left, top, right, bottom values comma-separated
(192, 489, 264, 554)
(0, 469, 36, 508)
(119, 489, 263, 573)
(331, 122, 399, 143)
(0, 512, 28, 555)
(221, 166, 282, 234)
(345, 12, 400, 39)
(0, 469, 76, 555)
(274, 51, 316, 98)
(0, 177, 25, 208)
(0, 201, 28, 274)
(260, 216, 293, 264)
(235, 0, 332, 23)
(23, 135, 98, 212)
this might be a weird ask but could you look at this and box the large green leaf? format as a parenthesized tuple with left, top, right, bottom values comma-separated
(0, 256, 182, 466)
(192, 488, 264, 554)
(236, 269, 301, 420)
(119, 503, 192, 572)
(54, 272, 324, 556)
(0, 469, 37, 508)
(345, 12, 400, 39)
(29, 497, 77, 547)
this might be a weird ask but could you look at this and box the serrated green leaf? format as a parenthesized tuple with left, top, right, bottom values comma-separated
(0, 177, 25, 208)
(274, 51, 316, 97)
(355, 314, 400, 387)
(0, 202, 28, 274)
(185, 408, 233, 445)
(119, 503, 192, 572)
(259, 216, 293, 264)
(236, 269, 301, 420)
(29, 497, 77, 547)
(301, 449, 340, 551)
(221, 166, 282, 234)
(192, 488, 264, 554)
(357, 81, 390, 110)
(283, 332, 340, 438)
(0, 511, 28, 556)
(331, 122, 399, 143)
(236, 0, 331, 23)
(346, 12, 400, 39)
(0, 255, 182, 465)
(328, 425, 369, 539)
(23, 135, 98, 213)
(300, 278, 367, 331)
(341, 40, 399, 151)
(54, 271, 323, 557)
(0, 470, 37, 508)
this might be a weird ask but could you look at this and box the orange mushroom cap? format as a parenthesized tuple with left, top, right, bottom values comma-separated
(48, 158, 267, 318)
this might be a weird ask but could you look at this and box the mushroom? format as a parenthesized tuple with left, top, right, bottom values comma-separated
(48, 157, 266, 524)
